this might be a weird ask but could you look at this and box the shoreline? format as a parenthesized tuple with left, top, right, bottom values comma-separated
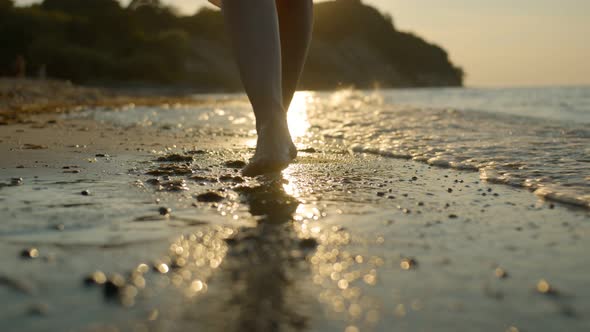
(0, 78, 206, 125)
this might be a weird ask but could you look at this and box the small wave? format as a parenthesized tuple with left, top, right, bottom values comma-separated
(313, 89, 590, 209)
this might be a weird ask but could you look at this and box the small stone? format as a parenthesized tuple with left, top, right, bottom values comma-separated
(447, 188, 453, 193)
(146, 178, 161, 185)
(224, 160, 247, 168)
(158, 207, 172, 216)
(536, 279, 558, 296)
(156, 154, 193, 162)
(448, 214, 458, 219)
(103, 274, 126, 299)
(219, 175, 245, 183)
(376, 192, 385, 197)
(84, 271, 107, 286)
(27, 303, 49, 316)
(400, 257, 418, 270)
(187, 149, 206, 155)
(20, 248, 39, 259)
(196, 192, 225, 202)
(411, 176, 418, 181)
(417, 202, 424, 206)
(152, 263, 169, 274)
(95, 153, 109, 158)
(299, 238, 318, 251)
(11, 178, 23, 186)
(159, 179, 189, 192)
(52, 224, 65, 231)
(494, 267, 509, 279)
(81, 190, 90, 196)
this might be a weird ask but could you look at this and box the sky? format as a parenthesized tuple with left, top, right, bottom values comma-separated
(15, 0, 590, 87)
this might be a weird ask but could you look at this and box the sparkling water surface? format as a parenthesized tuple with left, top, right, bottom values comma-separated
(83, 86, 590, 208)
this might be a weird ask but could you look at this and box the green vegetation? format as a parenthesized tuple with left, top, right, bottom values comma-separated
(0, 0, 463, 89)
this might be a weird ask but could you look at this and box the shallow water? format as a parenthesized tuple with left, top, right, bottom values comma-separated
(3, 103, 590, 331)
(82, 86, 590, 208)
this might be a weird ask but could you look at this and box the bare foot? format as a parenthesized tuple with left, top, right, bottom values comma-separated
(242, 117, 297, 177)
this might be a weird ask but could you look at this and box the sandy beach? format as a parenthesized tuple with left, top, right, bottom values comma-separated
(1, 81, 589, 332)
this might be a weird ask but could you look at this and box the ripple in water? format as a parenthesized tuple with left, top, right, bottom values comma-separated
(313, 89, 590, 208)
(81, 87, 590, 208)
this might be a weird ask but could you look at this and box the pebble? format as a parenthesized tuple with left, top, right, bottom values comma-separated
(494, 267, 509, 279)
(400, 257, 418, 270)
(224, 160, 247, 168)
(196, 192, 225, 202)
(159, 207, 172, 216)
(104, 274, 126, 299)
(156, 154, 193, 162)
(219, 175, 245, 183)
(152, 263, 170, 274)
(11, 177, 23, 186)
(448, 214, 458, 219)
(52, 224, 65, 231)
(27, 303, 49, 316)
(81, 190, 90, 196)
(299, 238, 319, 251)
(190, 175, 216, 183)
(95, 153, 109, 158)
(159, 180, 189, 191)
(20, 248, 39, 259)
(536, 279, 558, 296)
(376, 192, 385, 197)
(84, 271, 107, 286)
(447, 188, 453, 193)
(146, 178, 161, 185)
(146, 165, 193, 176)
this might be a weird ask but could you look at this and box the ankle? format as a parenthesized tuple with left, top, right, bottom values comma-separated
(256, 113, 288, 133)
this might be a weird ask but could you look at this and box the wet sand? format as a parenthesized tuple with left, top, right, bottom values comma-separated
(1, 101, 589, 332)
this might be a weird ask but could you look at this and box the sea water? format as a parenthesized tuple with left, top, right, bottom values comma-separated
(83, 85, 590, 208)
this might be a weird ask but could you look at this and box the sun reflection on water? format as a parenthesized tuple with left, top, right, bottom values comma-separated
(246, 91, 314, 149)
(287, 91, 314, 141)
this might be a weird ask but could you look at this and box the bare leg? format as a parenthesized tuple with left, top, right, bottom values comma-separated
(276, 0, 314, 110)
(277, 0, 314, 158)
(222, 0, 295, 176)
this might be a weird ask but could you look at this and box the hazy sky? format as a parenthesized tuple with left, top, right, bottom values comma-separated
(15, 0, 590, 87)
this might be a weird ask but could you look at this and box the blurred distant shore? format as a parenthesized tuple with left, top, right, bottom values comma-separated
(0, 78, 203, 125)
(0, 0, 463, 90)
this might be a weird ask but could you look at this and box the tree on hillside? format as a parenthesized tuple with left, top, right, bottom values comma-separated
(0, 0, 14, 11)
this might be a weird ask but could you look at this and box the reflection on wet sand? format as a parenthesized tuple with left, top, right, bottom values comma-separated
(182, 175, 312, 331)
(135, 157, 384, 331)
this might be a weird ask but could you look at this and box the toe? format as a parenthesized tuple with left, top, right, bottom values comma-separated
(241, 159, 289, 177)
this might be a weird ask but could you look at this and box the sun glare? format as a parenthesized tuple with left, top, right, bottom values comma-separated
(287, 91, 313, 141)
